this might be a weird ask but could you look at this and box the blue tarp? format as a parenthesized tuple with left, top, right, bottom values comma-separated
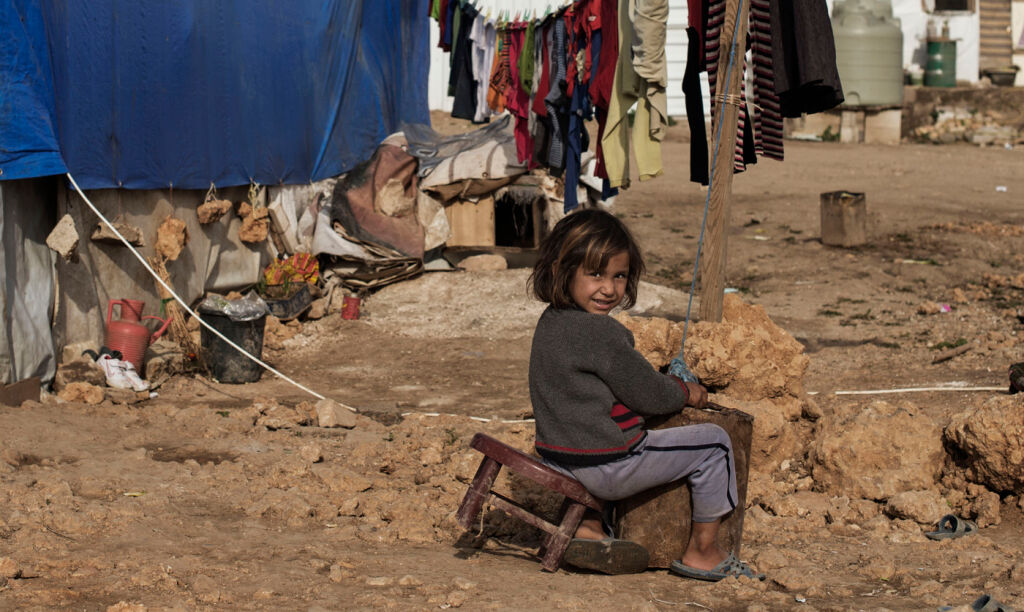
(1, 0, 429, 189)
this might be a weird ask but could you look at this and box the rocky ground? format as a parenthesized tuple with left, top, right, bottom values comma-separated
(2, 120, 1024, 611)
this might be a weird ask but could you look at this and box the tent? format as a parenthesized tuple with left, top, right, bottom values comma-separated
(0, 0, 429, 386)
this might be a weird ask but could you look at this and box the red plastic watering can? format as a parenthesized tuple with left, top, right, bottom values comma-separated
(105, 299, 172, 370)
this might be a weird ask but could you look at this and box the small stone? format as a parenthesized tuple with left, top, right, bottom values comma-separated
(801, 396, 823, 420)
(46, 214, 79, 261)
(339, 497, 361, 516)
(316, 399, 357, 429)
(453, 576, 476, 590)
(885, 490, 949, 525)
(58, 382, 104, 405)
(399, 575, 422, 586)
(365, 576, 394, 587)
(299, 443, 323, 464)
(253, 589, 274, 600)
(306, 297, 328, 320)
(105, 603, 147, 612)
(0, 557, 20, 578)
(105, 388, 147, 405)
(446, 590, 469, 608)
(420, 448, 442, 466)
(328, 564, 352, 583)
(91, 216, 144, 246)
(458, 254, 508, 271)
(53, 357, 106, 392)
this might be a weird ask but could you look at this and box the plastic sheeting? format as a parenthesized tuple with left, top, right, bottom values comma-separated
(0, 179, 57, 385)
(1, 0, 429, 189)
(0, 1, 66, 181)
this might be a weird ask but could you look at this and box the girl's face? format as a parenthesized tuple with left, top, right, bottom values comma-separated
(569, 251, 630, 315)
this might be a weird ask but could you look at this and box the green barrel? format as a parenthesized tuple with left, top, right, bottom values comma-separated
(924, 39, 956, 87)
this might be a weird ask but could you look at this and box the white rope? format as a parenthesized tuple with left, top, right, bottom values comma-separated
(833, 386, 1006, 396)
(65, 173, 356, 410)
(401, 411, 535, 424)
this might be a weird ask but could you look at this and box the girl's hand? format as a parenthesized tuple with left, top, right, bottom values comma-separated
(684, 382, 708, 409)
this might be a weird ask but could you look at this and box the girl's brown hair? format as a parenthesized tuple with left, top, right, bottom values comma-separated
(529, 209, 645, 310)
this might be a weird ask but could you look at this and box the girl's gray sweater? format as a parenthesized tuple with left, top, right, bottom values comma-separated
(529, 306, 689, 466)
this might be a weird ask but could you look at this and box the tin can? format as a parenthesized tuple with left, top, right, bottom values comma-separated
(341, 296, 361, 320)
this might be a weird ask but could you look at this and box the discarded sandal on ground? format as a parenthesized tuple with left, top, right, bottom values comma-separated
(925, 514, 978, 541)
(669, 552, 765, 582)
(938, 593, 1012, 612)
(562, 537, 650, 575)
(1009, 362, 1024, 394)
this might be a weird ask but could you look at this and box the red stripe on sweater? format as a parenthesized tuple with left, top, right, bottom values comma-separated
(536, 431, 645, 454)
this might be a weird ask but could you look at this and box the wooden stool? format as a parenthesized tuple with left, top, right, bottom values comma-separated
(456, 433, 602, 572)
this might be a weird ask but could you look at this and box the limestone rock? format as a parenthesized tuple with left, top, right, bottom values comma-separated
(58, 382, 105, 405)
(91, 215, 144, 246)
(144, 340, 185, 389)
(710, 395, 802, 471)
(766, 491, 831, 521)
(613, 313, 683, 371)
(313, 465, 372, 494)
(944, 395, 1024, 492)
(106, 603, 146, 612)
(617, 294, 809, 400)
(197, 199, 233, 224)
(0, 556, 20, 578)
(687, 295, 810, 400)
(885, 490, 950, 525)
(812, 400, 943, 501)
(46, 214, 79, 261)
(254, 399, 310, 430)
(316, 399, 357, 429)
(155, 216, 188, 261)
(458, 254, 508, 272)
(299, 443, 323, 464)
(53, 357, 106, 392)
(306, 297, 329, 320)
(105, 388, 147, 405)
(238, 202, 269, 243)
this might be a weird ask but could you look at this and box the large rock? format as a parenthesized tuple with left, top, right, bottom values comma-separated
(316, 399, 357, 429)
(686, 295, 810, 400)
(710, 395, 802, 472)
(944, 395, 1024, 493)
(58, 382, 105, 405)
(53, 357, 106, 392)
(884, 489, 949, 525)
(812, 400, 943, 501)
(617, 294, 809, 400)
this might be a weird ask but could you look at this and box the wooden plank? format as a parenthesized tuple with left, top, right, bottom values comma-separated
(0, 377, 41, 406)
(699, 0, 749, 323)
(445, 196, 495, 247)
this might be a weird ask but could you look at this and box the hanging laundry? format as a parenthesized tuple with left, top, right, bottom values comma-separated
(769, 0, 844, 116)
(686, 0, 842, 184)
(507, 22, 536, 164)
(449, 3, 479, 121)
(487, 28, 511, 113)
(470, 11, 497, 124)
(543, 17, 570, 173)
(601, 0, 667, 190)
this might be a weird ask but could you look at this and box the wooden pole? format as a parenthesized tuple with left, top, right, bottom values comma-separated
(699, 0, 750, 323)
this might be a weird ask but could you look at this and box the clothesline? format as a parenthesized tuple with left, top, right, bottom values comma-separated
(432, 0, 844, 199)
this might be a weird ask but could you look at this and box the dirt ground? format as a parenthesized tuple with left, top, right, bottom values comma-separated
(2, 115, 1024, 611)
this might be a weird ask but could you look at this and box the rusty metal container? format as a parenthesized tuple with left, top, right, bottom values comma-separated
(615, 405, 754, 568)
